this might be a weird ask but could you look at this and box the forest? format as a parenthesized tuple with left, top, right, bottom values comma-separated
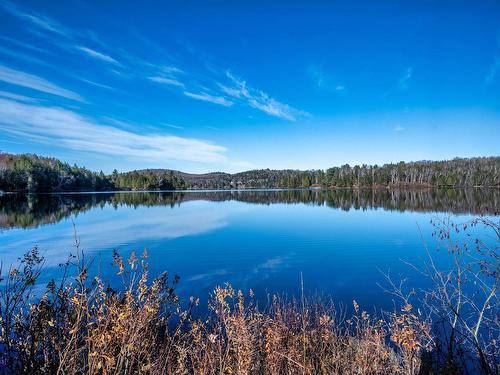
(0, 153, 113, 192)
(0, 154, 184, 192)
(1, 152, 499, 192)
(110, 169, 186, 191)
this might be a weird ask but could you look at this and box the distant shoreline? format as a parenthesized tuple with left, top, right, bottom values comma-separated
(2, 185, 500, 195)
(2, 153, 499, 193)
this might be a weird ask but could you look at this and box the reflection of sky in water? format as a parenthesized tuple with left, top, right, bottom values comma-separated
(0, 195, 486, 311)
(0, 201, 240, 265)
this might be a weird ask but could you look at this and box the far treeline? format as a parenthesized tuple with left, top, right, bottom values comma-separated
(0, 153, 499, 192)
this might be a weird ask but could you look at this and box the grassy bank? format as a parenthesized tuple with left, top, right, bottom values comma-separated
(0, 218, 498, 374)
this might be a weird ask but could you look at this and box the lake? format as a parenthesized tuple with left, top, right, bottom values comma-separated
(0, 189, 498, 312)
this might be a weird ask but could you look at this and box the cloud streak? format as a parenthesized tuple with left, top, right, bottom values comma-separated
(220, 72, 309, 121)
(77, 77, 116, 91)
(0, 45, 51, 67)
(0, 35, 51, 55)
(0, 98, 235, 165)
(0, 65, 84, 101)
(141, 43, 307, 120)
(3, 0, 307, 122)
(163, 123, 184, 130)
(148, 76, 185, 88)
(76, 46, 120, 65)
(0, 0, 73, 38)
(1, 2, 122, 69)
(0, 90, 37, 102)
(183, 91, 234, 107)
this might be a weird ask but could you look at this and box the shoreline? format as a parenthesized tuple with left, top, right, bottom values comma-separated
(2, 185, 500, 195)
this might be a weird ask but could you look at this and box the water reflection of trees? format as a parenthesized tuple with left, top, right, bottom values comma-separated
(1, 188, 498, 230)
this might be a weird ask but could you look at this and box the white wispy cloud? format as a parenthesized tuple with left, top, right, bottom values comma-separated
(160, 65, 184, 74)
(221, 72, 309, 121)
(3, 0, 308, 122)
(0, 90, 37, 102)
(76, 46, 120, 65)
(2, 2, 122, 69)
(399, 67, 413, 90)
(248, 94, 306, 121)
(77, 77, 116, 91)
(0, 45, 51, 66)
(0, 0, 73, 38)
(183, 91, 234, 107)
(140, 41, 308, 120)
(0, 98, 235, 165)
(163, 123, 184, 130)
(0, 65, 84, 102)
(148, 76, 185, 88)
(0, 35, 51, 55)
(393, 125, 405, 132)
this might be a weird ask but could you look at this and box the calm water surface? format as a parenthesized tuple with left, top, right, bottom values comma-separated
(0, 189, 498, 311)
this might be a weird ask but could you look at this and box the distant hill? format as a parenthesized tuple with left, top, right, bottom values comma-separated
(158, 170, 232, 189)
(1, 152, 499, 192)
(147, 158, 500, 189)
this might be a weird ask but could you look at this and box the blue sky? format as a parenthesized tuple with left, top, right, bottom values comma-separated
(0, 0, 499, 173)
